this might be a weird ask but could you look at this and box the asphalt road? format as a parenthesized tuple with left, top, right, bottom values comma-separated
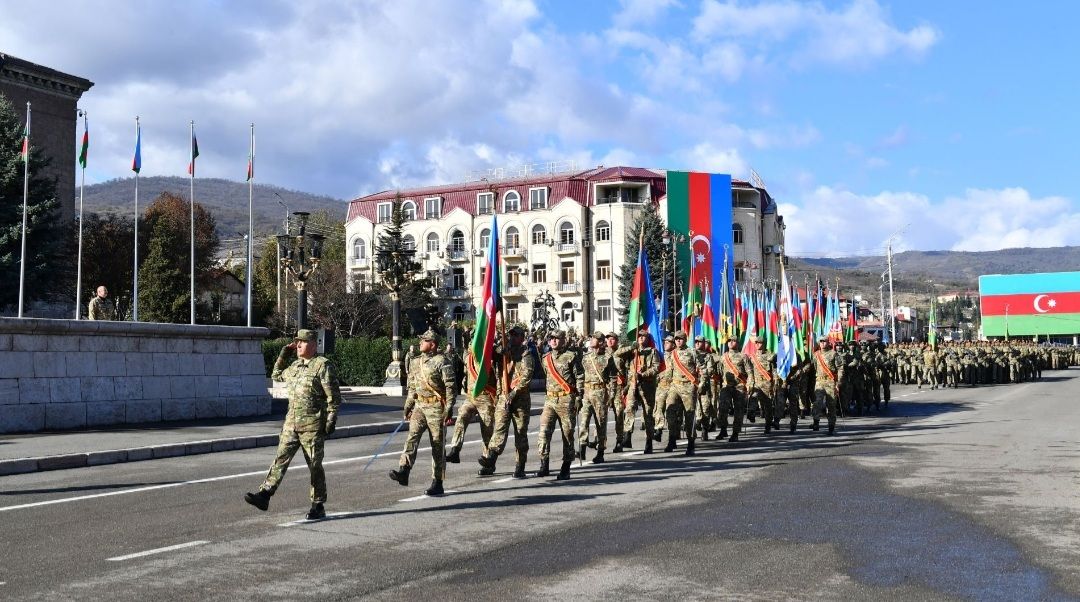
(1, 372, 1078, 601)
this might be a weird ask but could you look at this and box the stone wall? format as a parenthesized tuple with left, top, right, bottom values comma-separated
(0, 318, 271, 433)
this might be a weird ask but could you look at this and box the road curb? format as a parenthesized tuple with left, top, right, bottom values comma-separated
(0, 407, 544, 477)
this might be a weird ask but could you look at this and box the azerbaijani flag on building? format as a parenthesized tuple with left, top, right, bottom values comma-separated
(978, 272, 1080, 336)
(666, 171, 734, 327)
(468, 214, 501, 397)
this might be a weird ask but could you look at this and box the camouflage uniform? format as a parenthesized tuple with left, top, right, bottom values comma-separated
(87, 295, 116, 320)
(812, 343, 841, 434)
(537, 331, 584, 476)
(693, 339, 717, 439)
(664, 332, 701, 453)
(447, 349, 497, 461)
(480, 333, 537, 474)
(717, 343, 753, 441)
(653, 337, 676, 439)
(606, 335, 631, 451)
(579, 336, 615, 458)
(748, 342, 778, 433)
(921, 346, 939, 389)
(397, 334, 456, 482)
(259, 332, 342, 503)
(615, 334, 661, 450)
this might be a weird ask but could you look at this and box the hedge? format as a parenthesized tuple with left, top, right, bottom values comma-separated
(262, 336, 420, 387)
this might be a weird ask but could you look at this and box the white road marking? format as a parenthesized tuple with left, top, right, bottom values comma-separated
(398, 490, 457, 502)
(620, 451, 645, 457)
(277, 512, 353, 527)
(106, 540, 208, 562)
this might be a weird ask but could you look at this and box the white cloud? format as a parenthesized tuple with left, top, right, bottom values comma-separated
(674, 142, 748, 177)
(613, 0, 681, 28)
(878, 125, 910, 149)
(783, 185, 1080, 257)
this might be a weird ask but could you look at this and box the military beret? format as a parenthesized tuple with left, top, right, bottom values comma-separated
(420, 329, 438, 342)
(294, 329, 317, 342)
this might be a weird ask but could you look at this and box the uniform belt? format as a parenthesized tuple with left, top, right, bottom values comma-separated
(417, 394, 444, 404)
(548, 391, 571, 397)
(584, 383, 606, 390)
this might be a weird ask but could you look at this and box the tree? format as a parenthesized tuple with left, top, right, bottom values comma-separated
(375, 195, 433, 332)
(74, 213, 135, 319)
(615, 201, 679, 334)
(0, 93, 74, 313)
(136, 192, 220, 323)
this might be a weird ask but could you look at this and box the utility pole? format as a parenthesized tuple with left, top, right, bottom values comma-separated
(879, 282, 886, 343)
(887, 242, 897, 344)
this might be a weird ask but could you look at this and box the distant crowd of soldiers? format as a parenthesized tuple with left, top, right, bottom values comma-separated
(245, 327, 1077, 518)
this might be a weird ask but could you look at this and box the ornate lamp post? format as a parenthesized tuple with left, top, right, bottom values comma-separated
(531, 289, 556, 334)
(376, 246, 419, 390)
(276, 212, 325, 331)
(661, 230, 685, 334)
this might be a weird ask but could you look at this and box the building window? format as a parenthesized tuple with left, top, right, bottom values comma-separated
(479, 228, 491, 249)
(453, 306, 467, 322)
(596, 299, 612, 323)
(531, 224, 547, 245)
(505, 226, 520, 249)
(561, 301, 574, 323)
(559, 222, 575, 245)
(529, 187, 548, 210)
(377, 203, 392, 223)
(734, 266, 745, 282)
(402, 234, 416, 251)
(452, 267, 466, 290)
(532, 263, 546, 283)
(560, 261, 575, 284)
(426, 232, 440, 252)
(352, 237, 367, 259)
(505, 302, 519, 323)
(506, 270, 520, 288)
(450, 230, 466, 252)
(596, 260, 611, 281)
(733, 223, 744, 244)
(402, 201, 417, 221)
(424, 197, 442, 219)
(595, 220, 610, 242)
(503, 190, 520, 213)
(477, 192, 494, 215)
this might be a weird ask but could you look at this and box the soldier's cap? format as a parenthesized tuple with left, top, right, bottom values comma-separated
(420, 328, 439, 342)
(694, 335, 708, 343)
(548, 329, 566, 340)
(748, 334, 761, 343)
(664, 335, 675, 343)
(294, 329, 317, 343)
(605, 331, 618, 339)
(591, 331, 606, 340)
(508, 325, 525, 336)
(673, 331, 687, 340)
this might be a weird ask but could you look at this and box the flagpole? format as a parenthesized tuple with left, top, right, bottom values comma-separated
(189, 120, 195, 325)
(75, 109, 87, 319)
(246, 123, 254, 327)
(133, 117, 140, 321)
(17, 102, 31, 319)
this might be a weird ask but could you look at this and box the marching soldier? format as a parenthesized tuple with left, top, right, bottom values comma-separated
(579, 332, 615, 463)
(747, 336, 778, 434)
(664, 331, 700, 455)
(445, 346, 497, 465)
(717, 337, 754, 442)
(693, 336, 717, 440)
(812, 337, 841, 435)
(615, 329, 661, 453)
(537, 330, 584, 480)
(478, 326, 536, 478)
(605, 332, 631, 452)
(390, 329, 456, 496)
(653, 335, 676, 443)
(245, 329, 342, 520)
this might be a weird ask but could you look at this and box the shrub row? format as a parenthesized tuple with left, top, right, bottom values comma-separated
(261, 336, 419, 387)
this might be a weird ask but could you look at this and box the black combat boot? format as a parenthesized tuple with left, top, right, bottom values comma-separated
(478, 465, 496, 476)
(537, 458, 551, 477)
(592, 449, 605, 464)
(827, 422, 836, 436)
(425, 479, 444, 496)
(664, 429, 677, 453)
(653, 428, 663, 442)
(306, 502, 325, 520)
(389, 466, 410, 486)
(555, 460, 572, 480)
(578, 444, 587, 462)
(477, 452, 497, 469)
(684, 438, 696, 456)
(728, 432, 739, 443)
(789, 420, 797, 434)
(643, 436, 654, 455)
(623, 433, 633, 449)
(512, 458, 527, 479)
(612, 439, 624, 453)
(811, 419, 820, 431)
(445, 448, 461, 464)
(587, 440, 597, 449)
(243, 489, 272, 511)
(764, 420, 772, 434)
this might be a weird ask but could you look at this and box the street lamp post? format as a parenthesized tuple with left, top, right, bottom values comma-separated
(662, 230, 684, 334)
(276, 212, 325, 331)
(531, 289, 555, 335)
(376, 246, 419, 391)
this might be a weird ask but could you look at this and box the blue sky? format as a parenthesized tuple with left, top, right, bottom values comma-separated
(3, 0, 1078, 256)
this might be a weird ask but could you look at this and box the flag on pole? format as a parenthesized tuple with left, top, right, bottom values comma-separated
(188, 129, 199, 175)
(626, 234, 664, 361)
(928, 296, 937, 348)
(701, 279, 719, 349)
(776, 262, 796, 379)
(18, 125, 28, 162)
(78, 122, 88, 169)
(741, 290, 757, 354)
(468, 214, 501, 398)
(246, 148, 253, 181)
(658, 281, 668, 346)
(132, 124, 142, 173)
(845, 298, 857, 342)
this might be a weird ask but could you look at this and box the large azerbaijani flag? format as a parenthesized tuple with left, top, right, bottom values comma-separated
(666, 171, 734, 327)
(468, 214, 501, 397)
(980, 271, 1080, 337)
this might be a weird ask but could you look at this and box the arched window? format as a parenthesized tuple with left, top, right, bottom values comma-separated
(402, 234, 416, 251)
(503, 190, 520, 213)
(479, 228, 491, 249)
(531, 224, 547, 245)
(733, 223, 744, 245)
(505, 226, 520, 249)
(559, 221, 575, 245)
(426, 232, 440, 252)
(561, 301, 574, 323)
(450, 230, 465, 252)
(351, 237, 366, 259)
(401, 200, 417, 221)
(595, 220, 610, 242)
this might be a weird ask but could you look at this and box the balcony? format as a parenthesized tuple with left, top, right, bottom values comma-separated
(556, 281, 581, 294)
(555, 242, 578, 255)
(438, 288, 470, 299)
(502, 246, 527, 260)
(503, 285, 528, 298)
(447, 249, 469, 262)
(349, 257, 371, 269)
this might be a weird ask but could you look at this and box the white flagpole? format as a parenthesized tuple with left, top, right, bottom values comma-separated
(133, 117, 140, 321)
(189, 120, 195, 325)
(75, 109, 87, 319)
(17, 102, 31, 318)
(246, 123, 254, 327)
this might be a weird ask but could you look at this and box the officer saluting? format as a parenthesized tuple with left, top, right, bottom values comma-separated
(245, 329, 342, 520)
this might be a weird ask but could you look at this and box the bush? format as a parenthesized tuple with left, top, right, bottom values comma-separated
(262, 336, 419, 386)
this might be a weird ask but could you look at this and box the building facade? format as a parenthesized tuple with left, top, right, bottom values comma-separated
(345, 166, 785, 335)
(0, 52, 94, 219)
